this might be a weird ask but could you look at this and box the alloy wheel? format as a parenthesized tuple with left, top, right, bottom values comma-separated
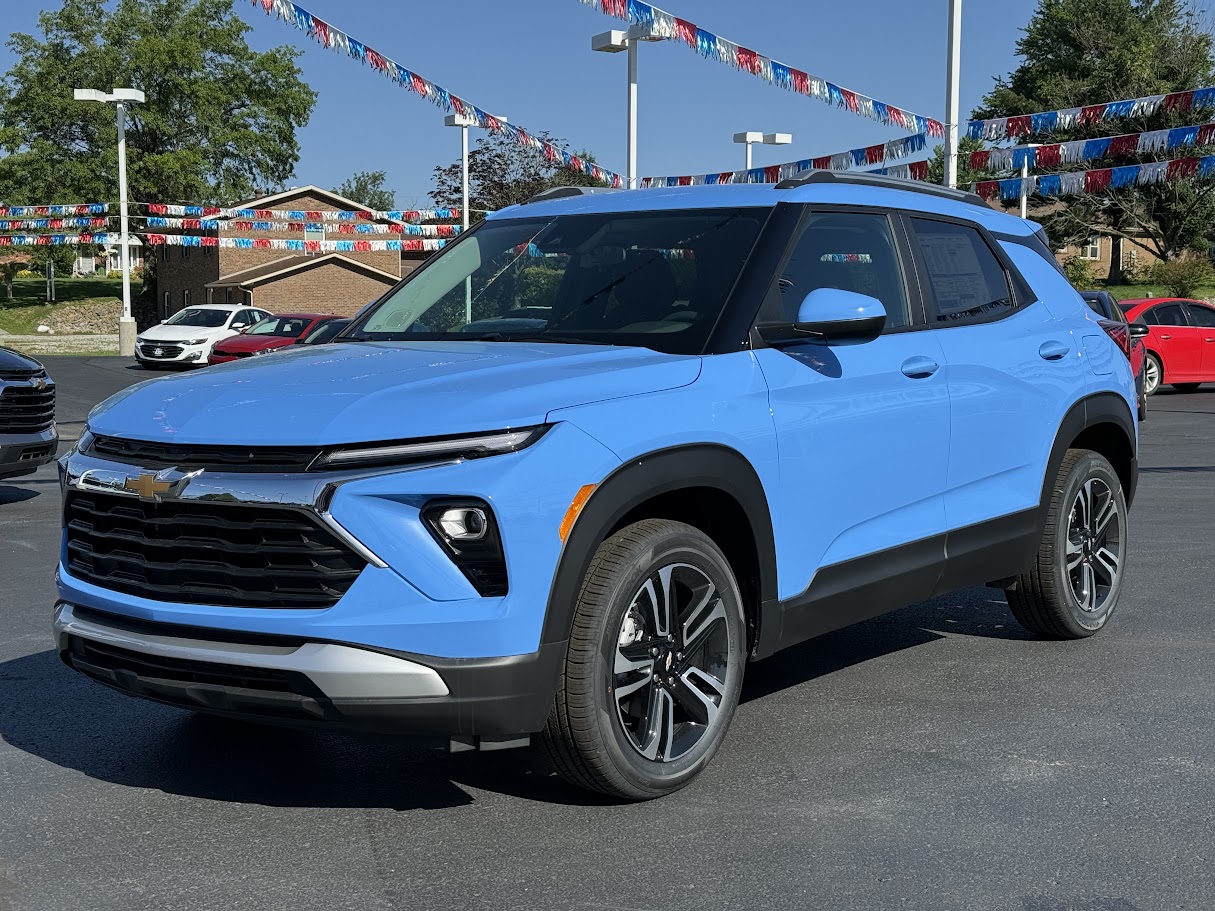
(1065, 478, 1123, 613)
(612, 563, 731, 763)
(1144, 356, 1161, 395)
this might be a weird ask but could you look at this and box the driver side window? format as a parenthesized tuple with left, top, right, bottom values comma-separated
(780, 212, 911, 329)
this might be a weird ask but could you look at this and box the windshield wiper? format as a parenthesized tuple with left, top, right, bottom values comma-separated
(467, 333, 585, 344)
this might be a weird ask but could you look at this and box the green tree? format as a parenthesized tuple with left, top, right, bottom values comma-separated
(0, 0, 317, 207)
(333, 170, 396, 212)
(972, 0, 1215, 279)
(430, 131, 603, 221)
(926, 135, 988, 188)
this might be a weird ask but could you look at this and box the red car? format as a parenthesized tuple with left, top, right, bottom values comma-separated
(1118, 297, 1215, 395)
(208, 314, 339, 364)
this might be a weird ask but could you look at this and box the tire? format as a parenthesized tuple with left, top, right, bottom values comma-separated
(541, 519, 747, 800)
(1143, 353, 1162, 396)
(1006, 449, 1128, 639)
(1171, 382, 1202, 392)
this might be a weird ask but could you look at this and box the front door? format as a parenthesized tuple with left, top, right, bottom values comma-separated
(1184, 302, 1215, 378)
(755, 210, 951, 610)
(1144, 301, 1202, 381)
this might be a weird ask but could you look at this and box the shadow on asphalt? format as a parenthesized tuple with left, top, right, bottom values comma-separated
(0, 484, 39, 505)
(0, 593, 1026, 811)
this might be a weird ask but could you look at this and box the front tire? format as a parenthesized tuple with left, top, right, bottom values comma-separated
(1143, 353, 1163, 396)
(1006, 450, 1128, 639)
(541, 519, 746, 800)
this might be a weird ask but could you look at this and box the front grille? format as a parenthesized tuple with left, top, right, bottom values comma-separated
(0, 384, 56, 433)
(139, 344, 182, 359)
(64, 490, 366, 608)
(0, 367, 44, 381)
(88, 434, 322, 472)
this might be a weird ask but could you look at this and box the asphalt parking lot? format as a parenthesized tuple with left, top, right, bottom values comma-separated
(2, 356, 1213, 911)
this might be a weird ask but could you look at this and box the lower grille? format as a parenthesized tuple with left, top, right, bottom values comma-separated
(0, 385, 55, 433)
(139, 344, 183, 359)
(18, 443, 55, 461)
(64, 490, 366, 608)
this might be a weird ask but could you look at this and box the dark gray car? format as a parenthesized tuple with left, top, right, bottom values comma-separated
(0, 347, 57, 481)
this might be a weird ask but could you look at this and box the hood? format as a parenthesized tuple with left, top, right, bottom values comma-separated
(89, 340, 702, 446)
(212, 334, 295, 354)
(139, 323, 229, 342)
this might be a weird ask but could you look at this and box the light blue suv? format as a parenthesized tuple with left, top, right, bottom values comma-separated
(55, 172, 1138, 799)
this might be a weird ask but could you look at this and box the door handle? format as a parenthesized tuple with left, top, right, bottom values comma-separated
(1205, 338, 1214, 343)
(1039, 340, 1070, 361)
(1160, 334, 1172, 340)
(900, 356, 940, 379)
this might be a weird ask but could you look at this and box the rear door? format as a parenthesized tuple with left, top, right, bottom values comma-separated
(1184, 302, 1215, 378)
(1142, 302, 1201, 380)
(903, 215, 1088, 536)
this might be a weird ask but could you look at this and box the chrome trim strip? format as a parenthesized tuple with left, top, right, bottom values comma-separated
(319, 512, 389, 569)
(54, 603, 450, 699)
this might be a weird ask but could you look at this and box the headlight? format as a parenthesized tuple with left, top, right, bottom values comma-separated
(311, 425, 549, 470)
(182, 338, 210, 346)
(253, 348, 273, 356)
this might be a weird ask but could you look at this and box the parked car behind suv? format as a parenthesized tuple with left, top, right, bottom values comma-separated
(1118, 297, 1215, 394)
(136, 304, 270, 368)
(1081, 290, 1148, 419)
(208, 313, 340, 364)
(0, 347, 57, 481)
(56, 173, 1138, 800)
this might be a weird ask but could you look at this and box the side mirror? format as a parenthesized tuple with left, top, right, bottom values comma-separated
(1128, 323, 1150, 340)
(757, 288, 887, 345)
(231, 323, 247, 332)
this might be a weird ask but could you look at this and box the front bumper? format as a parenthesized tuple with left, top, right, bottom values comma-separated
(0, 427, 58, 480)
(54, 602, 566, 738)
(136, 341, 210, 366)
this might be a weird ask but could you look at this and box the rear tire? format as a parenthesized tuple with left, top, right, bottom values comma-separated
(1143, 353, 1162, 396)
(1171, 382, 1202, 392)
(1006, 450, 1128, 639)
(541, 519, 746, 800)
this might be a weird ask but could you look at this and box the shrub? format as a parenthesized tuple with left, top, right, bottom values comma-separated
(1149, 258, 1215, 298)
(1062, 256, 1095, 289)
(14, 269, 35, 278)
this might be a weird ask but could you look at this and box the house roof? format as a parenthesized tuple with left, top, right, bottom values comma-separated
(231, 184, 397, 218)
(205, 253, 400, 289)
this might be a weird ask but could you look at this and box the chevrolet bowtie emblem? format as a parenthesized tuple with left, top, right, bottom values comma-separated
(124, 472, 174, 501)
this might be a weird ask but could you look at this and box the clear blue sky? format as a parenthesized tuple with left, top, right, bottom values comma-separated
(0, 0, 1208, 206)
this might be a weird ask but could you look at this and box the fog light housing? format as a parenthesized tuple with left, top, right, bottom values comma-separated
(422, 498, 507, 597)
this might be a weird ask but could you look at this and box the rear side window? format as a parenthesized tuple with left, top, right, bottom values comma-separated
(779, 212, 910, 329)
(1144, 303, 1188, 326)
(909, 218, 1015, 324)
(1187, 304, 1215, 327)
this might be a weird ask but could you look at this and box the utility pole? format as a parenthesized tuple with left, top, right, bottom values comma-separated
(944, 0, 962, 189)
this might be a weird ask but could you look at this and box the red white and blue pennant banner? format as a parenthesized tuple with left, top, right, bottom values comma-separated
(0, 233, 114, 246)
(142, 216, 460, 237)
(249, 0, 623, 188)
(975, 154, 1215, 201)
(640, 134, 926, 187)
(972, 122, 1215, 172)
(0, 218, 109, 230)
(144, 203, 459, 222)
(0, 204, 109, 217)
(579, 0, 943, 137)
(145, 234, 446, 253)
(967, 87, 1215, 141)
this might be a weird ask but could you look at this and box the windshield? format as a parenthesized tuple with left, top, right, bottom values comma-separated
(246, 316, 313, 338)
(349, 208, 767, 354)
(164, 308, 231, 328)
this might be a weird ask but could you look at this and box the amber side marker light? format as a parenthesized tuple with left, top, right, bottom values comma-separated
(559, 484, 597, 541)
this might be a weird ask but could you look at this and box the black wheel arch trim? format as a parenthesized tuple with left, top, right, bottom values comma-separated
(541, 443, 777, 647)
(1042, 391, 1138, 512)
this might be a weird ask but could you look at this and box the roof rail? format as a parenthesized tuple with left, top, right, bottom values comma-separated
(522, 186, 622, 205)
(774, 169, 989, 209)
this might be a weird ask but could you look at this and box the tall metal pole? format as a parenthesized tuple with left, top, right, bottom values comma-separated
(626, 37, 638, 189)
(1020, 157, 1030, 219)
(462, 122, 472, 324)
(116, 101, 135, 355)
(944, 0, 962, 189)
(744, 141, 753, 171)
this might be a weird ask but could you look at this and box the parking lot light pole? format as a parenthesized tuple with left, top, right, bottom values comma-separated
(733, 132, 793, 171)
(944, 0, 962, 188)
(445, 112, 500, 324)
(74, 87, 144, 357)
(1019, 144, 1041, 219)
(592, 27, 663, 189)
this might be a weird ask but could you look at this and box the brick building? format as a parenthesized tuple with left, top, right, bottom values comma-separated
(154, 186, 424, 322)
